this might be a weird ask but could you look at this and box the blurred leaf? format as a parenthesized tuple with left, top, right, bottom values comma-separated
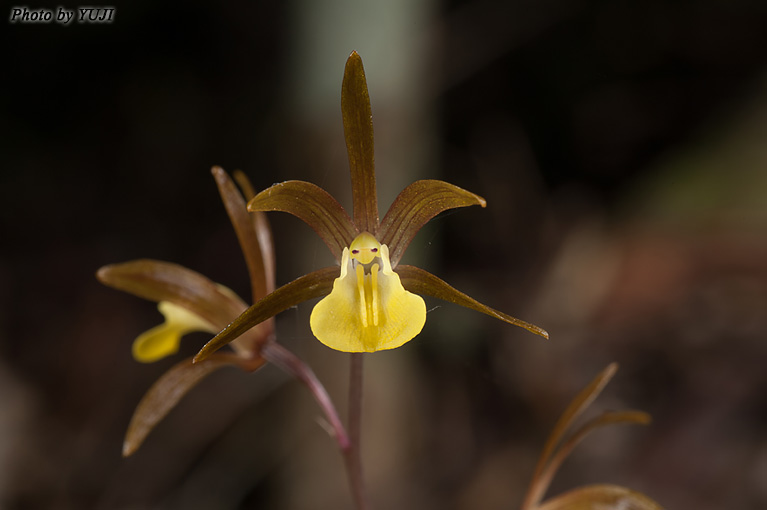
(533, 410, 652, 506)
(342, 50, 378, 234)
(123, 353, 265, 457)
(522, 363, 618, 509)
(247, 180, 357, 263)
(96, 259, 246, 329)
(379, 180, 486, 267)
(194, 266, 339, 362)
(396, 264, 548, 338)
(536, 484, 663, 510)
(563, 410, 652, 459)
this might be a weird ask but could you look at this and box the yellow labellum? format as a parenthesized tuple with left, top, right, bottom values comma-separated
(310, 232, 426, 352)
(132, 301, 217, 363)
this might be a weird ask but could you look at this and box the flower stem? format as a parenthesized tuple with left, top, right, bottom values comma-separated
(346, 352, 370, 510)
(261, 343, 349, 450)
(261, 343, 370, 509)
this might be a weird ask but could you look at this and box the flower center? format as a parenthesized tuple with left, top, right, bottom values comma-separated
(349, 231, 380, 265)
(349, 232, 382, 327)
(309, 231, 426, 352)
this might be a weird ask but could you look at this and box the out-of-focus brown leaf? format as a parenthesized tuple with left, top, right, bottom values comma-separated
(247, 180, 357, 262)
(123, 353, 265, 457)
(559, 410, 652, 464)
(535, 484, 663, 510)
(96, 259, 246, 329)
(212, 166, 270, 303)
(379, 180, 486, 267)
(532, 410, 652, 507)
(396, 264, 549, 338)
(194, 266, 339, 362)
(522, 363, 618, 509)
(342, 51, 378, 234)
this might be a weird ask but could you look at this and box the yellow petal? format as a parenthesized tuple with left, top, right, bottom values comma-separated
(310, 244, 426, 352)
(132, 301, 217, 363)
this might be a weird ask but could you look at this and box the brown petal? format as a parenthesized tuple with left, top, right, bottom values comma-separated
(379, 180, 486, 267)
(247, 180, 357, 262)
(212, 166, 271, 303)
(194, 266, 340, 362)
(233, 170, 276, 294)
(97, 259, 246, 330)
(122, 354, 265, 457)
(536, 484, 663, 510)
(395, 265, 549, 339)
(342, 51, 379, 234)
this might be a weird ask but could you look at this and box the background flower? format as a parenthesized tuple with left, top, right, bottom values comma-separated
(97, 167, 273, 456)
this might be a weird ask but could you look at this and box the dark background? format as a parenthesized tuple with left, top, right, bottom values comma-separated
(3, 1, 767, 509)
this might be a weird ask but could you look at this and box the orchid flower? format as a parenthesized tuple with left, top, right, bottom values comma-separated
(97, 167, 274, 455)
(194, 51, 547, 361)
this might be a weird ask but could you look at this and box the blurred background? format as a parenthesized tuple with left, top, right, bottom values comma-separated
(3, 0, 767, 508)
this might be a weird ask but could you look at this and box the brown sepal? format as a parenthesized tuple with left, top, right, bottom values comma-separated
(212, 166, 270, 303)
(96, 259, 246, 330)
(247, 180, 357, 263)
(396, 264, 549, 339)
(379, 179, 486, 267)
(232, 170, 277, 295)
(122, 353, 265, 457)
(342, 51, 379, 234)
(194, 266, 340, 362)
